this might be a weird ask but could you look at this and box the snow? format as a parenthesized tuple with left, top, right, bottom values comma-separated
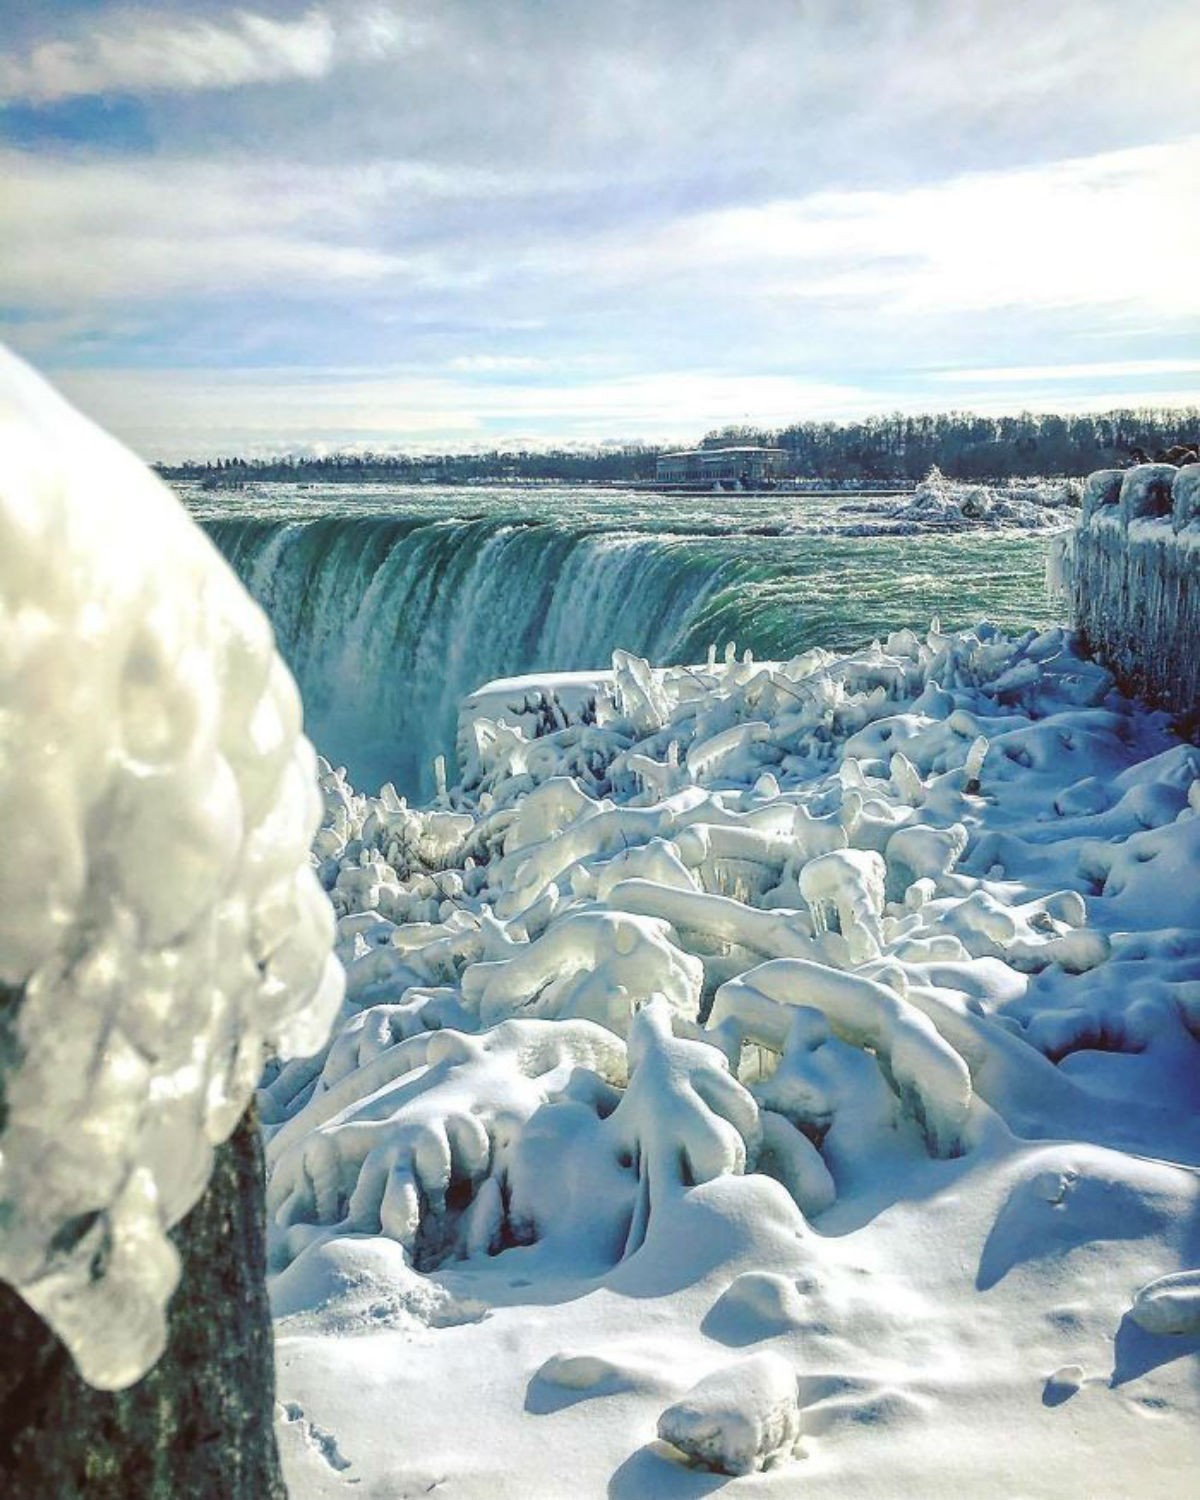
(1059, 460, 1200, 715)
(1130, 1271, 1200, 1337)
(0, 348, 341, 1389)
(837, 467, 1081, 535)
(7, 344, 1195, 1487)
(273, 620, 1200, 1496)
(657, 1350, 802, 1475)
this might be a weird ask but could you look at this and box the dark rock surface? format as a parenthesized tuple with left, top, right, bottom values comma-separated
(0, 1105, 287, 1499)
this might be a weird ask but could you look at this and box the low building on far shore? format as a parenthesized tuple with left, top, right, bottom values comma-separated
(656, 446, 788, 486)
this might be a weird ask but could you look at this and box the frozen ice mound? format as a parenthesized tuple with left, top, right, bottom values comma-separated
(265, 995, 761, 1272)
(841, 467, 1081, 535)
(269, 615, 1198, 1284)
(0, 349, 342, 1389)
(656, 1351, 801, 1475)
(1129, 1270, 1200, 1336)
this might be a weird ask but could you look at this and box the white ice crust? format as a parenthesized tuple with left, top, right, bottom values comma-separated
(0, 350, 342, 1389)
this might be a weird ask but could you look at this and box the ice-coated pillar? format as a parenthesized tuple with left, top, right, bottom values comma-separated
(0, 348, 343, 1493)
(1060, 464, 1200, 719)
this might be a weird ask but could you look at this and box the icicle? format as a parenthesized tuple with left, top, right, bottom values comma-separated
(964, 736, 989, 791)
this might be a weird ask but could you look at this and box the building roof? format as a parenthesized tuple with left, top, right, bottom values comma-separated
(659, 446, 785, 459)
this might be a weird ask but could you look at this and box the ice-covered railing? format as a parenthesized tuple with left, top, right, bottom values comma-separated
(1049, 463, 1200, 718)
(0, 349, 342, 1390)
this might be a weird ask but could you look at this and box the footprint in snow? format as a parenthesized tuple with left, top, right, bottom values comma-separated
(280, 1402, 358, 1482)
(1042, 1365, 1084, 1407)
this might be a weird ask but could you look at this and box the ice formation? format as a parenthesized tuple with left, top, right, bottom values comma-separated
(0, 350, 341, 1389)
(840, 467, 1081, 535)
(1052, 460, 1200, 715)
(270, 617, 1200, 1496)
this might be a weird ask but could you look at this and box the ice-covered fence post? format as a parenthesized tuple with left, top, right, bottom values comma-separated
(1055, 463, 1200, 721)
(0, 349, 343, 1497)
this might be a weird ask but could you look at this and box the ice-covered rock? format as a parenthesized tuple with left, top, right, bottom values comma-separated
(1059, 463, 1200, 716)
(656, 1351, 801, 1475)
(1118, 463, 1176, 525)
(462, 908, 704, 1034)
(610, 998, 761, 1255)
(844, 467, 1081, 535)
(1173, 465, 1200, 532)
(799, 848, 887, 961)
(0, 348, 341, 1389)
(1080, 468, 1124, 525)
(267, 1016, 626, 1268)
(1129, 1270, 1200, 1336)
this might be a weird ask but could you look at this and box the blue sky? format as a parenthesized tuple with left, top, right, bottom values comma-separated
(1, 0, 1197, 459)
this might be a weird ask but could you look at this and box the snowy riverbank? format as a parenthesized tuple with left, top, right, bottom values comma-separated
(265, 625, 1200, 1498)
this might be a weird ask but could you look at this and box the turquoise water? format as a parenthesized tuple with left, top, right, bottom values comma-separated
(188, 483, 1058, 796)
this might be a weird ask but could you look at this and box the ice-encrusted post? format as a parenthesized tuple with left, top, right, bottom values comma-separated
(0, 350, 342, 1496)
(1051, 463, 1200, 721)
(0, 1105, 284, 1497)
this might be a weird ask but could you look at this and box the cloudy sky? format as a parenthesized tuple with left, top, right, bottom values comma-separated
(2, 0, 1198, 458)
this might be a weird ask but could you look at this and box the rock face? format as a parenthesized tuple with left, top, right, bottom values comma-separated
(0, 1105, 287, 1500)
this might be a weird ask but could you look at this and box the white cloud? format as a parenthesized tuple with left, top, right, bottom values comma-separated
(929, 359, 1200, 383)
(53, 365, 875, 459)
(52, 359, 1200, 463)
(4, 3, 1198, 449)
(0, 3, 415, 103)
(0, 150, 451, 303)
(551, 139, 1200, 325)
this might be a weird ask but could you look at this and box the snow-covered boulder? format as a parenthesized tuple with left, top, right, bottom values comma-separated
(1173, 464, 1200, 532)
(1129, 1270, 1200, 1336)
(656, 1351, 801, 1475)
(1080, 467, 1123, 524)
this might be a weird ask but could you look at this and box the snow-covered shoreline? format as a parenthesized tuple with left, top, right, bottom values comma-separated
(269, 625, 1200, 1497)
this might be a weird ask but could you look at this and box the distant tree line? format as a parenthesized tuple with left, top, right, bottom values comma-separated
(155, 407, 1199, 486)
(702, 408, 1200, 481)
(155, 445, 662, 486)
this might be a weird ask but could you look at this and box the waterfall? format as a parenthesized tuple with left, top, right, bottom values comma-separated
(205, 503, 1054, 797)
(207, 515, 741, 795)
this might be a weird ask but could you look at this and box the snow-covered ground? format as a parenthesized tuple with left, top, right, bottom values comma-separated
(267, 626, 1200, 1497)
